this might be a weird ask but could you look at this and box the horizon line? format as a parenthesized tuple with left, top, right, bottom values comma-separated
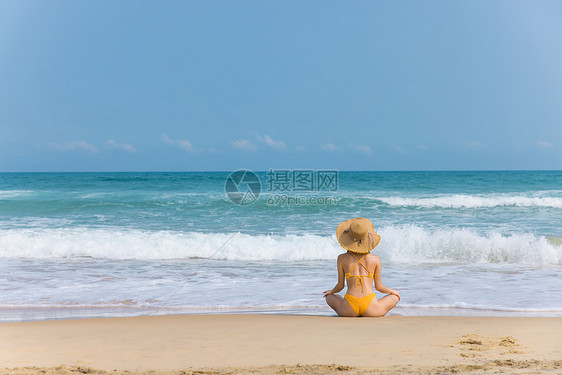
(1, 169, 561, 173)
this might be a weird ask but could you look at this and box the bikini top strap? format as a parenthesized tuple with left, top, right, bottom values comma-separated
(347, 252, 363, 273)
(348, 252, 371, 274)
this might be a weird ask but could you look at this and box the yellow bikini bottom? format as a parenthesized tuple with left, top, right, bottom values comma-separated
(344, 293, 376, 316)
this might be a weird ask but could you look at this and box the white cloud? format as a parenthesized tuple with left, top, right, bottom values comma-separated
(320, 143, 339, 152)
(534, 140, 553, 149)
(177, 139, 195, 153)
(51, 140, 99, 153)
(348, 143, 372, 155)
(463, 140, 486, 150)
(231, 139, 258, 152)
(294, 145, 307, 152)
(390, 144, 408, 155)
(255, 134, 287, 151)
(107, 140, 137, 153)
(162, 134, 200, 154)
(417, 144, 428, 151)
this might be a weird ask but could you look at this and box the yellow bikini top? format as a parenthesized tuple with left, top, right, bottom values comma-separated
(344, 252, 374, 293)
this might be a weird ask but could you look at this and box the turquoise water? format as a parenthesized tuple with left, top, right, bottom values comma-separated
(2, 171, 561, 234)
(0, 171, 561, 321)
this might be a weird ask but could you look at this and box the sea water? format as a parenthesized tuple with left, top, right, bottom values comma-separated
(0, 171, 561, 321)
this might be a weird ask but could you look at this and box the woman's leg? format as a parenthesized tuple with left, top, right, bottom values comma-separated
(325, 294, 357, 317)
(363, 294, 399, 317)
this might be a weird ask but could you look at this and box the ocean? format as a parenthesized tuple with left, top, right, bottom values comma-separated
(0, 171, 561, 322)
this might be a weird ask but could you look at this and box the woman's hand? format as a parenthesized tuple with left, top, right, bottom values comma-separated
(389, 290, 400, 301)
(323, 289, 334, 298)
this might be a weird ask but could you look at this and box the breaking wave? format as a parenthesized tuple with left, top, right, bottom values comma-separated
(375, 194, 562, 208)
(0, 226, 559, 264)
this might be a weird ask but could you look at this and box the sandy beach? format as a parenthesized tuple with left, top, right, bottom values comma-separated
(1, 314, 560, 374)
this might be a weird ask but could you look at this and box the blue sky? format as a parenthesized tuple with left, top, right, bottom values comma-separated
(1, 0, 561, 171)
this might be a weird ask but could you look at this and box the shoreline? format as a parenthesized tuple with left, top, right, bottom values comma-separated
(2, 305, 562, 324)
(1, 314, 560, 374)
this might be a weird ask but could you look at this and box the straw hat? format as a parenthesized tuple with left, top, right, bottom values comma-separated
(336, 217, 380, 254)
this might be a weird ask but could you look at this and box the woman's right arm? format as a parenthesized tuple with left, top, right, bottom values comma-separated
(373, 255, 400, 298)
(323, 254, 346, 297)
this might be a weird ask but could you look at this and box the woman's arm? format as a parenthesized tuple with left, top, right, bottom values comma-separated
(373, 255, 400, 298)
(323, 254, 346, 297)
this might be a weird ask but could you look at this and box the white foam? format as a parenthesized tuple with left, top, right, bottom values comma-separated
(399, 303, 562, 312)
(0, 228, 340, 260)
(0, 190, 34, 198)
(375, 194, 562, 208)
(0, 227, 559, 264)
(380, 225, 561, 264)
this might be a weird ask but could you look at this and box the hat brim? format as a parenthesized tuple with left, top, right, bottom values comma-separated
(336, 217, 380, 253)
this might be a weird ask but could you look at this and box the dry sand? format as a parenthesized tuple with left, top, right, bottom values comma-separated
(1, 314, 560, 374)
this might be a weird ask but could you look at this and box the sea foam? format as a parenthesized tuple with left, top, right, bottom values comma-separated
(374, 194, 562, 208)
(0, 190, 34, 198)
(0, 226, 559, 264)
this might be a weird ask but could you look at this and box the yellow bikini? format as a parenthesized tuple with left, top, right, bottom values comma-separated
(344, 253, 376, 316)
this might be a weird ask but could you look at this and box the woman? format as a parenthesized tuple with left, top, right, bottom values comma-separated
(323, 217, 400, 317)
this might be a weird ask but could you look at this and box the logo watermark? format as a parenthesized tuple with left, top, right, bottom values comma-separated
(224, 170, 262, 205)
(225, 169, 339, 205)
(266, 169, 338, 192)
(267, 194, 339, 206)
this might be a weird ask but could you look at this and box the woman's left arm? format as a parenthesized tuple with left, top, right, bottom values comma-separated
(323, 255, 346, 297)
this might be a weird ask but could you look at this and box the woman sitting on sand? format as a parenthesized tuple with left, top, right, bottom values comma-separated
(323, 217, 400, 317)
